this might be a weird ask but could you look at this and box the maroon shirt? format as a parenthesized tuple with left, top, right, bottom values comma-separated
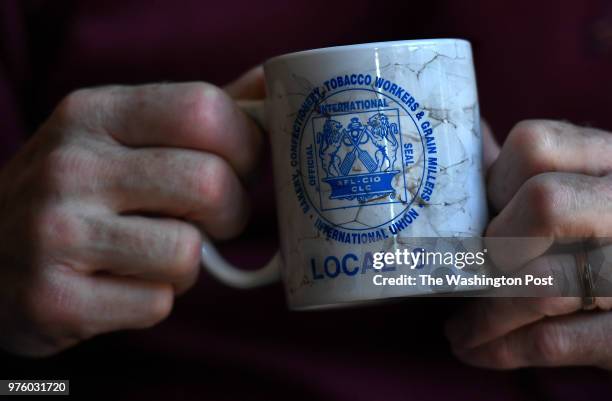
(1, 1, 612, 400)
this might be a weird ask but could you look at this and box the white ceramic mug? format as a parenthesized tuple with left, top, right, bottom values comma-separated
(201, 39, 488, 309)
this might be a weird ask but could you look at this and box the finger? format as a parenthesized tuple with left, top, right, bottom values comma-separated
(107, 147, 249, 239)
(488, 120, 612, 211)
(72, 274, 175, 335)
(486, 243, 612, 293)
(223, 66, 265, 99)
(71, 214, 202, 294)
(485, 172, 612, 270)
(447, 244, 612, 349)
(481, 118, 500, 170)
(447, 252, 582, 349)
(60, 83, 263, 177)
(484, 252, 582, 297)
(446, 297, 581, 351)
(29, 269, 175, 346)
(453, 310, 612, 369)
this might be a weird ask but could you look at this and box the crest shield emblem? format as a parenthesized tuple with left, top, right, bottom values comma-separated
(314, 110, 403, 205)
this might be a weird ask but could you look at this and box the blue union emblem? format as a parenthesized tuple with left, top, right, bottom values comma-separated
(315, 112, 401, 202)
(292, 82, 430, 241)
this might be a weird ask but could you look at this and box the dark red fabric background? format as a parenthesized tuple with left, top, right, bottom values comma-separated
(1, 1, 612, 400)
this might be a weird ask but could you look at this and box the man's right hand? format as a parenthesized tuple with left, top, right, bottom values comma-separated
(0, 75, 264, 356)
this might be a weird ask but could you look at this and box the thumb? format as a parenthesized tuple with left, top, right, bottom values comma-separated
(224, 66, 266, 100)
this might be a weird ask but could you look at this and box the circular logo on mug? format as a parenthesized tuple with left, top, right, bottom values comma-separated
(290, 74, 438, 244)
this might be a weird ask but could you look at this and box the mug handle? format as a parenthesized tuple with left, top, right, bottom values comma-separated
(199, 99, 281, 289)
